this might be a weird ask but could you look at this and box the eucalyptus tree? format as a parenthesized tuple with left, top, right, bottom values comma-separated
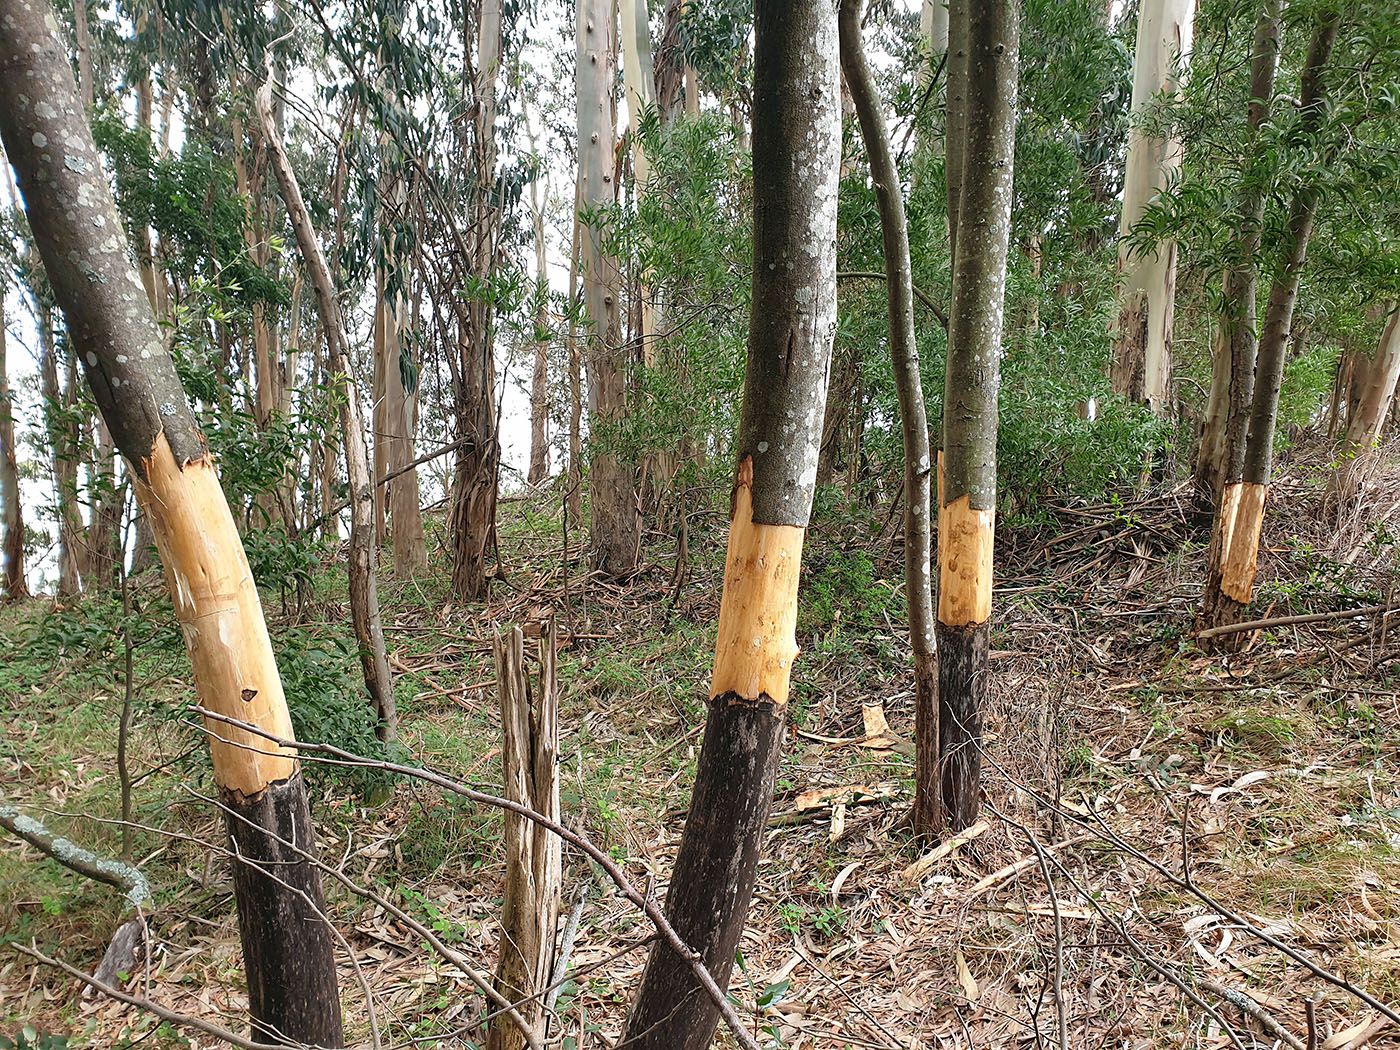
(621, 2, 839, 1045)
(1199, 9, 1340, 640)
(0, 1, 343, 1041)
(936, 0, 1019, 833)
(0, 265, 24, 599)
(577, 0, 642, 577)
(1195, 0, 1285, 500)
(1111, 0, 1194, 414)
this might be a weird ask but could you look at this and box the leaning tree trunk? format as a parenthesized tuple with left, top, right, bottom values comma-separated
(838, 0, 937, 839)
(1195, 0, 1284, 502)
(1110, 0, 1194, 414)
(0, 6, 343, 1043)
(0, 275, 27, 599)
(255, 73, 398, 741)
(937, 0, 1019, 834)
(621, 2, 839, 1046)
(1198, 14, 1339, 647)
(577, 0, 642, 578)
(527, 161, 552, 488)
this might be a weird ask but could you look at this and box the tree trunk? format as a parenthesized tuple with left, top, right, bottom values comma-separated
(577, 0, 642, 578)
(0, 274, 27, 599)
(374, 233, 427, 574)
(1198, 13, 1339, 646)
(450, 0, 503, 601)
(255, 73, 399, 741)
(937, 0, 1018, 834)
(838, 0, 938, 839)
(485, 623, 562, 1050)
(1194, 0, 1283, 500)
(34, 298, 84, 596)
(566, 206, 584, 525)
(1110, 0, 1193, 414)
(620, 2, 839, 1045)
(1342, 308, 1400, 453)
(525, 108, 552, 488)
(0, 8, 343, 1043)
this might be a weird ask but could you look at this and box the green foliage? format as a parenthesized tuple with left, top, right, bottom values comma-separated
(90, 112, 285, 308)
(275, 628, 396, 799)
(0, 1029, 69, 1050)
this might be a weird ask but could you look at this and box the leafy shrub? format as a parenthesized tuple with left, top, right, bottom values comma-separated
(276, 628, 396, 799)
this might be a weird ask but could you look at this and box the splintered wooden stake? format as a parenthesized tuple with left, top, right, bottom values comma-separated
(488, 621, 563, 1050)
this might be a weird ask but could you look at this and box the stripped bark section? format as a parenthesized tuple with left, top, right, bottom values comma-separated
(710, 460, 804, 705)
(0, 6, 343, 1041)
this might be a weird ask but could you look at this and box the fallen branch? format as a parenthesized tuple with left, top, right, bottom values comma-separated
(1198, 978, 1304, 1050)
(1195, 603, 1392, 640)
(0, 805, 150, 908)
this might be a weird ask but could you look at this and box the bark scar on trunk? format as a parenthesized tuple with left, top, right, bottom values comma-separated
(710, 457, 805, 705)
(1218, 481, 1268, 603)
(937, 455, 994, 627)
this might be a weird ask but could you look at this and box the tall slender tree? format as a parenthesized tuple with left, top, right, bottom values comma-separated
(0, 267, 26, 599)
(256, 69, 399, 741)
(1198, 12, 1340, 641)
(1195, 0, 1285, 499)
(0, 3, 342, 1041)
(577, 0, 642, 577)
(1110, 0, 1194, 413)
(621, 1, 839, 1044)
(837, 0, 937, 838)
(936, 0, 1019, 833)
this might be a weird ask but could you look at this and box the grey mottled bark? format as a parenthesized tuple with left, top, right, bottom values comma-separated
(737, 1, 840, 528)
(942, 0, 1017, 511)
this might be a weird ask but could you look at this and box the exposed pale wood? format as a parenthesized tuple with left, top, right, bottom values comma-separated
(938, 458, 995, 627)
(1217, 481, 1268, 604)
(710, 458, 805, 705)
(137, 435, 297, 796)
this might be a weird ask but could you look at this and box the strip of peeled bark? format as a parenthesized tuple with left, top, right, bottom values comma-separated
(1195, 0, 1284, 500)
(1341, 308, 1400, 455)
(1110, 0, 1194, 413)
(0, 7, 342, 1043)
(255, 73, 398, 741)
(621, 3, 839, 1045)
(1199, 13, 1339, 646)
(837, 0, 938, 839)
(938, 0, 1018, 834)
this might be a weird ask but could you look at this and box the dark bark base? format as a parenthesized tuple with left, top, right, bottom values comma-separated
(911, 653, 940, 839)
(622, 696, 785, 1050)
(225, 774, 344, 1048)
(936, 620, 989, 834)
(1196, 568, 1250, 654)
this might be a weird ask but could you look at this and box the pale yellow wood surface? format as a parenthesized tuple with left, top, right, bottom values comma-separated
(937, 457, 995, 626)
(1218, 481, 1268, 603)
(710, 459, 805, 705)
(137, 434, 297, 796)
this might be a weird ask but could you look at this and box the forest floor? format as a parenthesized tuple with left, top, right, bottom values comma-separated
(3, 440, 1400, 1049)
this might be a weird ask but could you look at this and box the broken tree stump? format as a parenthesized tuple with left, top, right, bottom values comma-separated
(486, 619, 562, 1050)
